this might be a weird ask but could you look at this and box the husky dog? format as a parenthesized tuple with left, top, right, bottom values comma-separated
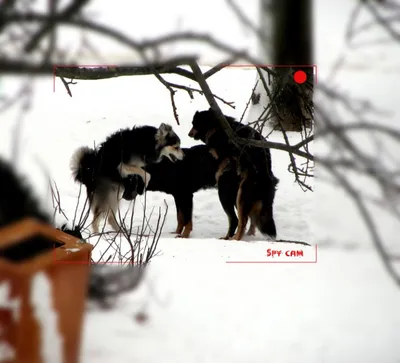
(70, 123, 184, 233)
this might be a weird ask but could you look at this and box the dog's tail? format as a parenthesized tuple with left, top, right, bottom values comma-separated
(254, 174, 279, 239)
(70, 146, 97, 185)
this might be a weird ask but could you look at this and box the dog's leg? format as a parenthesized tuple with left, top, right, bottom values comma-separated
(107, 212, 120, 232)
(178, 219, 193, 239)
(86, 191, 98, 234)
(247, 215, 257, 236)
(92, 205, 101, 234)
(121, 175, 140, 200)
(107, 189, 121, 232)
(231, 176, 253, 241)
(172, 196, 184, 234)
(107, 209, 120, 232)
(90, 191, 105, 234)
(230, 183, 247, 241)
(247, 201, 262, 236)
(119, 163, 151, 188)
(92, 204, 107, 234)
(176, 195, 193, 239)
(174, 209, 184, 234)
(217, 169, 239, 240)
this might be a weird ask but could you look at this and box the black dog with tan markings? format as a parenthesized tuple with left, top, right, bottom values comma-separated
(188, 109, 278, 241)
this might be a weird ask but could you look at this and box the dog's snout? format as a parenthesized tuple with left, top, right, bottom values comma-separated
(172, 147, 185, 162)
(188, 128, 196, 138)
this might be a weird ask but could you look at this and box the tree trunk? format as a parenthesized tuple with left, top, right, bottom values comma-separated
(270, 0, 314, 132)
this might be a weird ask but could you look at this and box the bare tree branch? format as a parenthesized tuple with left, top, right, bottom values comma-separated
(24, 0, 91, 52)
(323, 165, 400, 287)
(54, 57, 198, 79)
(190, 61, 240, 143)
(226, 0, 270, 43)
(203, 56, 240, 79)
(60, 76, 75, 97)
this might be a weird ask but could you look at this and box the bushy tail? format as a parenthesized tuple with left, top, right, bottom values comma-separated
(70, 146, 97, 186)
(255, 175, 279, 239)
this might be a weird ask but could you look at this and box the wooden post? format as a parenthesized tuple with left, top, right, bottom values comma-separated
(0, 218, 93, 363)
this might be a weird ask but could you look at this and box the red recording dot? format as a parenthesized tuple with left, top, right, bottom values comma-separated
(293, 70, 307, 84)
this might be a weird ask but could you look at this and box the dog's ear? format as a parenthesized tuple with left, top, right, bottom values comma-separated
(156, 123, 173, 142)
(159, 123, 173, 132)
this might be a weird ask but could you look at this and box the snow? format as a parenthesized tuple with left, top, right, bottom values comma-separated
(65, 248, 80, 253)
(0, 283, 20, 322)
(83, 251, 400, 363)
(0, 341, 15, 362)
(0, 283, 19, 362)
(1, 0, 400, 362)
(30, 272, 63, 363)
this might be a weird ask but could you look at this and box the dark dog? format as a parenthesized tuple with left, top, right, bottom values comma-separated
(70, 123, 185, 233)
(0, 157, 144, 307)
(124, 145, 219, 238)
(0, 157, 84, 239)
(0, 158, 50, 229)
(188, 109, 278, 240)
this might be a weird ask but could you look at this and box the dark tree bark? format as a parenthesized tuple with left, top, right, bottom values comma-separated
(268, 0, 314, 131)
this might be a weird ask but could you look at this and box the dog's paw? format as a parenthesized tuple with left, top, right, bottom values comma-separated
(171, 228, 183, 234)
(122, 190, 138, 201)
(122, 175, 140, 200)
(143, 172, 151, 189)
(229, 234, 241, 241)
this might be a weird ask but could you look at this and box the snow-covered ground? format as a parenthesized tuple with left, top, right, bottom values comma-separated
(1, 0, 400, 362)
(1, 65, 399, 362)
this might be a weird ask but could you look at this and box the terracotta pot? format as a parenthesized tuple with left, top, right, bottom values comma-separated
(0, 218, 93, 363)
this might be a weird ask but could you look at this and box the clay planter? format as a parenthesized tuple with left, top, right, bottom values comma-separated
(0, 218, 93, 363)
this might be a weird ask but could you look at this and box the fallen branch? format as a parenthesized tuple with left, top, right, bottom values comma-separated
(275, 239, 311, 246)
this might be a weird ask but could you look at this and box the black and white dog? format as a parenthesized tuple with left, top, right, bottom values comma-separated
(70, 123, 184, 233)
